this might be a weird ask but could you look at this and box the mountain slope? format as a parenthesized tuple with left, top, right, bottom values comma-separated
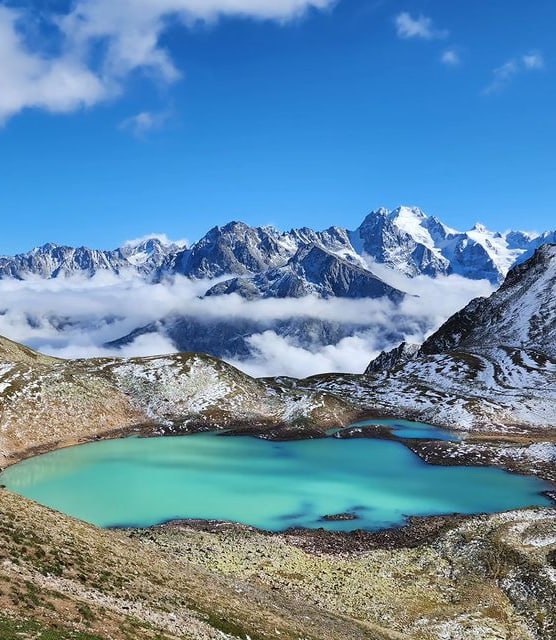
(304, 245, 556, 432)
(0, 336, 353, 465)
(205, 244, 405, 300)
(421, 243, 556, 357)
(1, 489, 401, 640)
(107, 314, 378, 359)
(349, 207, 452, 278)
(162, 222, 293, 279)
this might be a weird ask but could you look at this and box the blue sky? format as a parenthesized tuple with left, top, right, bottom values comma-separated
(0, 0, 554, 253)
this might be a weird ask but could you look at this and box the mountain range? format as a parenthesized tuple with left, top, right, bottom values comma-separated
(2, 206, 555, 288)
(2, 206, 555, 361)
(0, 244, 554, 461)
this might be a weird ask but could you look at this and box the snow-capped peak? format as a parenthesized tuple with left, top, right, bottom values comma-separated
(389, 206, 438, 249)
(465, 223, 528, 276)
(0, 207, 554, 287)
(121, 234, 186, 251)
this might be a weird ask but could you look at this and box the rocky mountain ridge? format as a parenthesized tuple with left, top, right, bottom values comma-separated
(2, 207, 554, 290)
(0, 334, 352, 466)
(205, 244, 406, 300)
(0, 237, 181, 280)
(303, 244, 556, 432)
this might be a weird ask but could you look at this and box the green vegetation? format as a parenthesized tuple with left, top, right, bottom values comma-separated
(0, 616, 104, 640)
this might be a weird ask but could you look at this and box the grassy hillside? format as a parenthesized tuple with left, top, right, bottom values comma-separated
(0, 336, 354, 465)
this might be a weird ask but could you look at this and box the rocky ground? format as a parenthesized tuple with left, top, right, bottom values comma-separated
(129, 506, 556, 640)
(1, 486, 555, 640)
(0, 490, 400, 640)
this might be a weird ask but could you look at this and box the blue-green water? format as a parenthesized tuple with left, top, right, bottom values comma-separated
(1, 432, 552, 531)
(333, 418, 461, 441)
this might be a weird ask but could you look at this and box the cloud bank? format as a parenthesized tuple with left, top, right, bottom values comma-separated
(0, 269, 493, 378)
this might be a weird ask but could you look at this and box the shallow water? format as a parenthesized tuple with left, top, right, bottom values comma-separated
(339, 418, 461, 441)
(1, 430, 552, 531)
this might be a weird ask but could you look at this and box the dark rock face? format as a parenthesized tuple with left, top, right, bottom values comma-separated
(108, 314, 382, 359)
(421, 244, 556, 358)
(162, 222, 293, 279)
(447, 236, 499, 281)
(206, 244, 406, 301)
(365, 342, 420, 375)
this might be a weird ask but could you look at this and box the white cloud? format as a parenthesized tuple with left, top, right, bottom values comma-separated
(228, 331, 378, 378)
(0, 6, 108, 124)
(522, 51, 544, 70)
(441, 49, 460, 66)
(484, 51, 545, 94)
(121, 233, 188, 248)
(394, 12, 448, 40)
(0, 268, 492, 377)
(0, 0, 335, 123)
(119, 110, 171, 137)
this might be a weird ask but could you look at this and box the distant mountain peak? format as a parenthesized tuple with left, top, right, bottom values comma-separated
(391, 205, 428, 219)
(205, 240, 406, 301)
(0, 207, 554, 288)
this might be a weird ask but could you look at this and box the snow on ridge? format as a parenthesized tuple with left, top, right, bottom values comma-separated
(390, 206, 438, 249)
(0, 207, 554, 292)
(465, 225, 528, 274)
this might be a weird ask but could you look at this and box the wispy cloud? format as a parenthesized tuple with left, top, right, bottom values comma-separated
(119, 110, 170, 137)
(394, 12, 448, 40)
(522, 51, 544, 70)
(0, 0, 336, 124)
(121, 233, 188, 249)
(484, 51, 545, 94)
(0, 267, 492, 378)
(441, 49, 460, 66)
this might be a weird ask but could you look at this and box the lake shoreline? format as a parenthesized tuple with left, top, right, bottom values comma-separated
(4, 414, 556, 484)
(127, 512, 474, 554)
(3, 418, 555, 548)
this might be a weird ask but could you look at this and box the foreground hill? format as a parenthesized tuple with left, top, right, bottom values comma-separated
(303, 244, 556, 432)
(0, 337, 351, 466)
(1, 488, 555, 640)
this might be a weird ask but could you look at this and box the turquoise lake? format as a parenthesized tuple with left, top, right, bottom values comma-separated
(329, 418, 461, 441)
(1, 430, 552, 531)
